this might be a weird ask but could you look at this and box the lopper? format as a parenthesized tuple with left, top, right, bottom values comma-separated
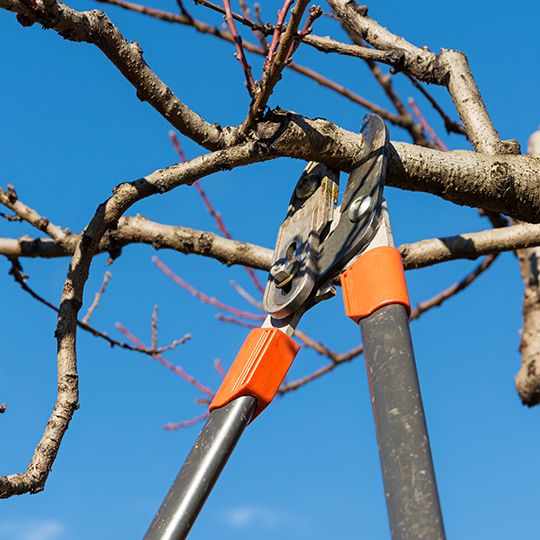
(144, 114, 446, 540)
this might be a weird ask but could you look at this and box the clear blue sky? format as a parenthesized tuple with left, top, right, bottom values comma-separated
(1, 1, 539, 539)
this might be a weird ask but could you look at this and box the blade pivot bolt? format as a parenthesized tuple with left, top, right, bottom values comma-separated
(349, 195, 372, 222)
(295, 172, 320, 200)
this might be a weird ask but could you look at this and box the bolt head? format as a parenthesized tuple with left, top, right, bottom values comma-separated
(349, 195, 372, 222)
(295, 173, 320, 200)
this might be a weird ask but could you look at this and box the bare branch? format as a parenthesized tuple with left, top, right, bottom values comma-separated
(81, 271, 112, 324)
(327, 0, 510, 154)
(0, 0, 228, 149)
(222, 0, 257, 96)
(408, 97, 448, 151)
(0, 185, 68, 244)
(281, 254, 498, 393)
(0, 139, 268, 498)
(116, 323, 213, 396)
(7, 259, 189, 356)
(153, 256, 264, 320)
(8, 215, 540, 273)
(244, 0, 310, 129)
(88, 0, 422, 129)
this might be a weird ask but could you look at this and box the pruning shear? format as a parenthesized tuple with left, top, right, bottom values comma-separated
(144, 115, 446, 540)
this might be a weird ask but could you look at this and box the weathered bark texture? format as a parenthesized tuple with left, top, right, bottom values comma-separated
(515, 132, 540, 405)
(2, 0, 540, 500)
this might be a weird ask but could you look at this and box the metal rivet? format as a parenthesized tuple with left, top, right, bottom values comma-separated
(349, 195, 372, 222)
(295, 173, 320, 200)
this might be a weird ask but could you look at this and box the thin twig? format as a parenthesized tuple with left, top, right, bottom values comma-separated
(410, 255, 498, 318)
(222, 0, 257, 96)
(406, 74, 466, 136)
(163, 412, 210, 430)
(7, 259, 189, 355)
(408, 97, 448, 151)
(265, 0, 293, 68)
(229, 280, 264, 310)
(280, 254, 499, 393)
(153, 256, 265, 320)
(151, 304, 158, 351)
(244, 0, 310, 129)
(0, 212, 22, 222)
(215, 314, 258, 328)
(238, 0, 266, 50)
(169, 132, 266, 294)
(286, 5, 323, 62)
(116, 323, 214, 397)
(93, 0, 403, 126)
(214, 358, 226, 377)
(82, 270, 112, 324)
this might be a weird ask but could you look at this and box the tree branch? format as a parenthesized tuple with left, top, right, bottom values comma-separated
(0, 139, 270, 498)
(0, 0, 230, 149)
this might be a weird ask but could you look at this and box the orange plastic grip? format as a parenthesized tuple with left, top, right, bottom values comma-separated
(340, 246, 410, 323)
(210, 328, 300, 419)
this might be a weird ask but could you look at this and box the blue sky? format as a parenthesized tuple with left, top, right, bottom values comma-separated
(1, 1, 539, 539)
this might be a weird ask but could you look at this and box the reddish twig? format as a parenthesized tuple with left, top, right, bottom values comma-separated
(215, 313, 258, 328)
(153, 256, 265, 321)
(408, 97, 448, 151)
(293, 328, 339, 359)
(229, 280, 264, 310)
(281, 255, 499, 393)
(264, 0, 293, 69)
(82, 270, 112, 324)
(244, 0, 310, 128)
(94, 0, 402, 127)
(214, 358, 226, 377)
(252, 2, 269, 50)
(115, 322, 214, 397)
(238, 0, 266, 49)
(169, 132, 266, 295)
(163, 412, 210, 430)
(151, 304, 158, 350)
(222, 0, 257, 96)
(406, 74, 466, 136)
(7, 258, 184, 356)
(410, 255, 498, 318)
(286, 5, 322, 62)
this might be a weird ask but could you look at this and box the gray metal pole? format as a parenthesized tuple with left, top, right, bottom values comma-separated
(144, 396, 257, 540)
(360, 304, 446, 540)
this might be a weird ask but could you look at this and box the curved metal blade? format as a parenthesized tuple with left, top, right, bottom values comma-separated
(317, 114, 389, 283)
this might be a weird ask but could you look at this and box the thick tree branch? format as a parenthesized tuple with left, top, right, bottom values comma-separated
(92, 0, 410, 130)
(0, 139, 271, 498)
(327, 0, 511, 154)
(5, 214, 540, 273)
(515, 132, 540, 406)
(0, 0, 230, 149)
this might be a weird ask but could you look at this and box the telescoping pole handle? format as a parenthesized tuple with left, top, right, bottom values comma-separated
(341, 246, 446, 540)
(144, 327, 300, 540)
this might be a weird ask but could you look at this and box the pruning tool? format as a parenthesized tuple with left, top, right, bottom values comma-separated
(144, 114, 446, 540)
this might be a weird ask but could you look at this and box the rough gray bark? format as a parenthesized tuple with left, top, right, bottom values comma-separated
(515, 131, 540, 405)
(2, 0, 540, 500)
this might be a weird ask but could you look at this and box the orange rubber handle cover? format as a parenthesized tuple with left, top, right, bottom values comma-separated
(341, 246, 410, 323)
(210, 328, 300, 419)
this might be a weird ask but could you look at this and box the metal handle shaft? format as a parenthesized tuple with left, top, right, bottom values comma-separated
(144, 396, 257, 540)
(360, 303, 445, 540)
